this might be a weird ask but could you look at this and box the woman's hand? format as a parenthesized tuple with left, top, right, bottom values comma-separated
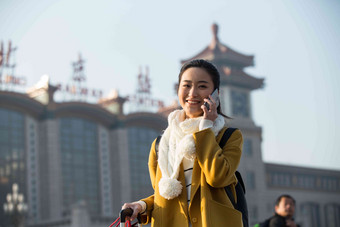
(201, 95, 218, 122)
(121, 202, 143, 221)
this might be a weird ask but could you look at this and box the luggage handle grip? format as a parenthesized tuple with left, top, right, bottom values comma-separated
(120, 208, 141, 224)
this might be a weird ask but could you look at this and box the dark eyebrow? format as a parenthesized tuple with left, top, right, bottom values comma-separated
(182, 80, 209, 83)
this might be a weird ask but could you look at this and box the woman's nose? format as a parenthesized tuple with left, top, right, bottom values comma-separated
(189, 87, 197, 97)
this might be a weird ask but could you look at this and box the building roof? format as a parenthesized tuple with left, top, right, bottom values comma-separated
(180, 24, 264, 90)
(265, 162, 340, 176)
(216, 65, 264, 90)
(181, 24, 254, 68)
(265, 162, 340, 193)
(0, 90, 45, 118)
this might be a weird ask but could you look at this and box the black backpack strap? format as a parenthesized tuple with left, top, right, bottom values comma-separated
(218, 127, 237, 149)
(157, 128, 240, 172)
(220, 128, 246, 194)
(219, 128, 245, 190)
(235, 171, 246, 194)
(220, 127, 249, 227)
(218, 128, 246, 198)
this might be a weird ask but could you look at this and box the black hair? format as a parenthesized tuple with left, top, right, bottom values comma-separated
(275, 194, 296, 206)
(178, 59, 230, 118)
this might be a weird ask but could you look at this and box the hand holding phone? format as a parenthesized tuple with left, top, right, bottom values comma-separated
(204, 89, 219, 111)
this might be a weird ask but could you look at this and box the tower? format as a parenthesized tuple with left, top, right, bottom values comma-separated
(181, 23, 267, 224)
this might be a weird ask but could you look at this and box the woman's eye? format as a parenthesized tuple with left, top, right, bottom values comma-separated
(183, 84, 190, 88)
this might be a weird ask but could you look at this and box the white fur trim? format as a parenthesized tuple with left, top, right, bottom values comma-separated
(212, 115, 225, 135)
(159, 177, 183, 200)
(199, 119, 214, 131)
(179, 134, 196, 161)
(157, 110, 225, 199)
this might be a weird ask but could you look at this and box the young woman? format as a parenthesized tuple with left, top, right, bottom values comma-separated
(122, 59, 243, 227)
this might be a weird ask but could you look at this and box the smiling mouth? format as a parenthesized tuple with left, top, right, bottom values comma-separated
(187, 100, 201, 104)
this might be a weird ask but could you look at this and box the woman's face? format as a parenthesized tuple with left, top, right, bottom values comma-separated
(178, 67, 215, 119)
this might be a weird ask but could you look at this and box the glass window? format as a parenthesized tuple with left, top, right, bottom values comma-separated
(0, 108, 26, 194)
(127, 127, 159, 200)
(59, 118, 100, 215)
(246, 171, 256, 190)
(324, 204, 340, 227)
(243, 138, 252, 157)
(300, 203, 321, 227)
(231, 90, 250, 118)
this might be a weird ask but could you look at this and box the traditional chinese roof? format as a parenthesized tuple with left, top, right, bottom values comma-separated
(211, 64, 263, 89)
(181, 23, 264, 90)
(181, 24, 254, 68)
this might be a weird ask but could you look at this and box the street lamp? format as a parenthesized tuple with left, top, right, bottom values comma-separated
(3, 183, 28, 227)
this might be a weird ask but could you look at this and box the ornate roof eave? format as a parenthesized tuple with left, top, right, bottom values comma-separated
(181, 45, 254, 68)
(26, 75, 58, 106)
(181, 24, 254, 67)
(181, 46, 214, 63)
(220, 67, 265, 90)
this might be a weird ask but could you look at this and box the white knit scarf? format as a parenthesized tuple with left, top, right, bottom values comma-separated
(158, 109, 225, 200)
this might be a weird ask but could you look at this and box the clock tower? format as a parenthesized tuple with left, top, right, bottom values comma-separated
(181, 23, 267, 224)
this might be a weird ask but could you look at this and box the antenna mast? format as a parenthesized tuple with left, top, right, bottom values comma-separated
(127, 66, 164, 113)
(56, 53, 102, 102)
(0, 40, 26, 91)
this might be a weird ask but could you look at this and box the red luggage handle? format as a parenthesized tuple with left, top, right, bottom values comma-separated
(109, 208, 141, 227)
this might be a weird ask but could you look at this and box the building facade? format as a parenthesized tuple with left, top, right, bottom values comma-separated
(0, 81, 167, 227)
(0, 24, 339, 227)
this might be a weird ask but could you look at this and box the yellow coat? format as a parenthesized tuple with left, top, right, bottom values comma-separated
(141, 127, 243, 227)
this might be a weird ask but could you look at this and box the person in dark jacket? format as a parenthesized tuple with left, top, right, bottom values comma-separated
(269, 194, 300, 227)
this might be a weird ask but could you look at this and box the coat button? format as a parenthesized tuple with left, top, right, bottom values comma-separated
(192, 218, 197, 223)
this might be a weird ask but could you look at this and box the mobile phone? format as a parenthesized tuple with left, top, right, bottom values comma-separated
(204, 89, 219, 111)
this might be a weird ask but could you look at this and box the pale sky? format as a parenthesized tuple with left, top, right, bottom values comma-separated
(1, 0, 339, 170)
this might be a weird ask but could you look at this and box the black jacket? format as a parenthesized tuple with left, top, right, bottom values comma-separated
(269, 213, 300, 227)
